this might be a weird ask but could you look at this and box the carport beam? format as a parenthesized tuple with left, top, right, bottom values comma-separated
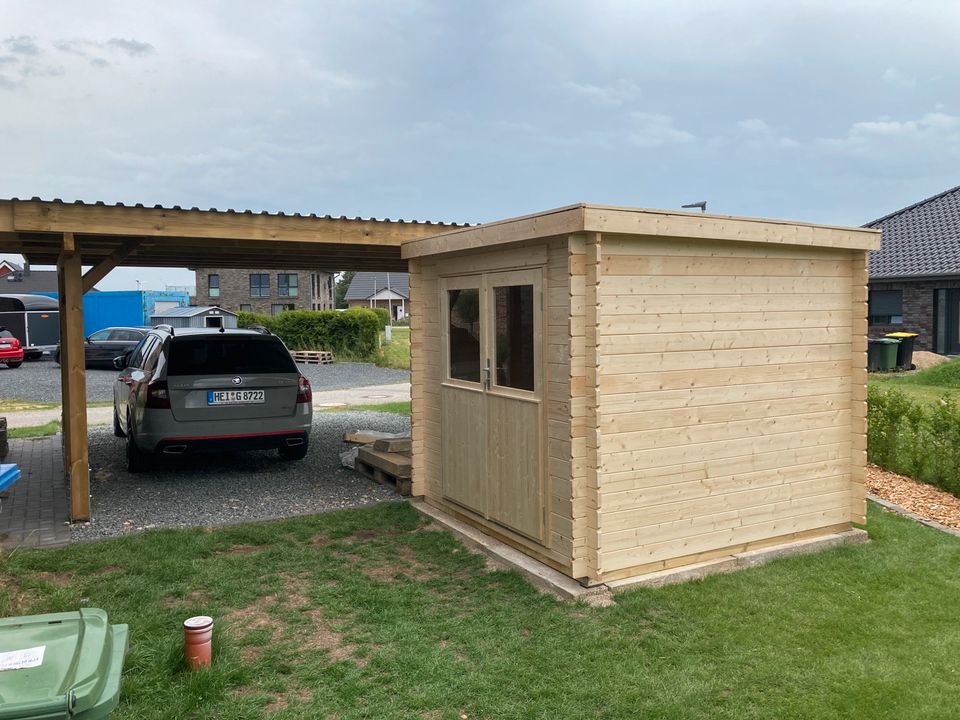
(57, 234, 91, 521)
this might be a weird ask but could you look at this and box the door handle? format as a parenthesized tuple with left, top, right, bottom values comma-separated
(483, 359, 491, 390)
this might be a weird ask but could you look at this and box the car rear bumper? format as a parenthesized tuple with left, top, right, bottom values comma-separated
(155, 430, 309, 455)
(0, 349, 24, 362)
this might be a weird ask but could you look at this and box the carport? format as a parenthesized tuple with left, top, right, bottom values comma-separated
(0, 197, 462, 521)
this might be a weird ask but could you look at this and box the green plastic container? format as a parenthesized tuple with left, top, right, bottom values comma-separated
(0, 609, 128, 719)
(868, 337, 900, 372)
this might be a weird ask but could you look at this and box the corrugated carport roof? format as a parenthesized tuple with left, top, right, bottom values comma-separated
(0, 197, 466, 273)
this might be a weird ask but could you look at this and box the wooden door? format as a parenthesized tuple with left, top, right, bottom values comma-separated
(440, 269, 544, 542)
(440, 276, 487, 513)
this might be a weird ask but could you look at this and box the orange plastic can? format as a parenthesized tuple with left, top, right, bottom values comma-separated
(183, 616, 213, 669)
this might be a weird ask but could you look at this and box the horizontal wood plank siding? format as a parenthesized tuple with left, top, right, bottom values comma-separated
(596, 234, 856, 577)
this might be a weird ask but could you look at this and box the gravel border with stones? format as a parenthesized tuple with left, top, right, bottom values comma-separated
(0, 357, 409, 403)
(71, 411, 410, 540)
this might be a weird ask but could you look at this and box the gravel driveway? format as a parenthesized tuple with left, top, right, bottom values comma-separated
(73, 410, 410, 540)
(0, 357, 409, 403)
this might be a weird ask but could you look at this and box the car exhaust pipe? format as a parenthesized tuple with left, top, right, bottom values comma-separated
(162, 445, 188, 455)
(285, 437, 305, 447)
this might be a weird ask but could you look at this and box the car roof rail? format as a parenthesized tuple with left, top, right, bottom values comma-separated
(247, 324, 271, 335)
(153, 323, 175, 336)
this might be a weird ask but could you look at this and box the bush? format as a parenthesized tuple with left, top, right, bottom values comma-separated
(370, 307, 390, 328)
(237, 308, 380, 360)
(868, 385, 960, 496)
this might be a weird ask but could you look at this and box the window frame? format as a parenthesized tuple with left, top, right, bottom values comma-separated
(868, 289, 904, 325)
(207, 273, 220, 298)
(250, 273, 270, 298)
(278, 273, 299, 297)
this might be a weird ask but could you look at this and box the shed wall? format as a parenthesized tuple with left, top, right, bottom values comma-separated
(595, 234, 862, 579)
(411, 238, 575, 572)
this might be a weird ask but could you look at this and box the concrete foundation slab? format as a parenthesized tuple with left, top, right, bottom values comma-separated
(409, 499, 614, 605)
(411, 500, 869, 601)
(607, 528, 870, 591)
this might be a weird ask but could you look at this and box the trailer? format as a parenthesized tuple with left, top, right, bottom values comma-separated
(0, 294, 60, 360)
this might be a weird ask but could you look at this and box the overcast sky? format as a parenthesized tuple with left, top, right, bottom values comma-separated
(1, 0, 958, 290)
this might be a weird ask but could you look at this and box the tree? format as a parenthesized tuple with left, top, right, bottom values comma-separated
(334, 271, 356, 309)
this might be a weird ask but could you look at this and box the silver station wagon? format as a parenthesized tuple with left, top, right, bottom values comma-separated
(112, 326, 313, 472)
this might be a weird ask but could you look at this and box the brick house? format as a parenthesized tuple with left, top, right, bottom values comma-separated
(867, 185, 960, 354)
(343, 272, 409, 320)
(193, 268, 335, 315)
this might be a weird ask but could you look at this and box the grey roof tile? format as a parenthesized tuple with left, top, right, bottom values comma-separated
(344, 272, 409, 300)
(866, 185, 960, 279)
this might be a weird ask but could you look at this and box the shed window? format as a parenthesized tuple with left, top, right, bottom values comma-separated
(250, 273, 270, 298)
(869, 290, 903, 325)
(207, 273, 220, 298)
(278, 273, 299, 297)
(448, 288, 481, 383)
(493, 284, 535, 391)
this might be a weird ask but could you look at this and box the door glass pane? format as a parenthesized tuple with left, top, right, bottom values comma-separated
(448, 288, 481, 383)
(494, 284, 535, 391)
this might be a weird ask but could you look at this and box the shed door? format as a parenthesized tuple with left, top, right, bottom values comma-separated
(440, 269, 544, 542)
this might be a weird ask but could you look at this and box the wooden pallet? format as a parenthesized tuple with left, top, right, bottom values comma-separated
(355, 446, 412, 496)
(291, 350, 335, 364)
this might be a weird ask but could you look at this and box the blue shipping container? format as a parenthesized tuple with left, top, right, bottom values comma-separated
(34, 290, 189, 335)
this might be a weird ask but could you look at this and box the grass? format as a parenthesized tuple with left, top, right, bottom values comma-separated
(375, 326, 410, 370)
(0, 399, 60, 413)
(0, 399, 114, 412)
(320, 401, 411, 415)
(869, 355, 960, 407)
(7, 420, 61, 439)
(1, 502, 959, 719)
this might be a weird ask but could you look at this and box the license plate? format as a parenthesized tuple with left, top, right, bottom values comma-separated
(207, 390, 265, 405)
(0, 343, 10, 349)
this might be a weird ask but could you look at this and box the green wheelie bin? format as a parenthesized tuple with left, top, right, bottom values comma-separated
(0, 608, 128, 719)
(867, 337, 900, 372)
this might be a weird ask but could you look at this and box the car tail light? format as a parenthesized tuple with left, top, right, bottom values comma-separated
(145, 380, 171, 409)
(296, 376, 312, 404)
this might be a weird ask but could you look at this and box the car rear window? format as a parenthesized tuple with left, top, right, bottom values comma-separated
(167, 337, 297, 376)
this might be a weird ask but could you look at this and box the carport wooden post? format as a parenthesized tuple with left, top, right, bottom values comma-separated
(57, 232, 91, 521)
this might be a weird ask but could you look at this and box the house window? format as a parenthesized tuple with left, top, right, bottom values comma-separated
(271, 303, 295, 315)
(278, 273, 299, 297)
(208, 274, 220, 298)
(868, 289, 903, 325)
(250, 273, 270, 298)
(239, 304, 252, 312)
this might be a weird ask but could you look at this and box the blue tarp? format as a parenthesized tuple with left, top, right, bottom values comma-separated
(0, 463, 20, 493)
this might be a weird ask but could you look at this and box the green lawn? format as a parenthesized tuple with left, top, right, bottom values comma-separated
(320, 401, 411, 415)
(375, 326, 410, 370)
(7, 420, 61, 439)
(1, 502, 959, 719)
(0, 399, 114, 413)
(868, 375, 960, 407)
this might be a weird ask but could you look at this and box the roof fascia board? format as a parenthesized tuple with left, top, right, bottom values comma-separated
(401, 205, 585, 259)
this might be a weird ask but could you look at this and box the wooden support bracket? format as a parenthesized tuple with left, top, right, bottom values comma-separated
(82, 237, 144, 293)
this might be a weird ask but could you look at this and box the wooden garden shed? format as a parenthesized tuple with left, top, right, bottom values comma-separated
(402, 203, 881, 585)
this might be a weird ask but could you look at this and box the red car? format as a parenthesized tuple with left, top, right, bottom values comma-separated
(0, 329, 24, 368)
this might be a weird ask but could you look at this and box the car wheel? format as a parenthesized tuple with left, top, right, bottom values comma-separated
(126, 422, 151, 473)
(113, 407, 125, 437)
(278, 439, 309, 461)
(5, 361, 22, 369)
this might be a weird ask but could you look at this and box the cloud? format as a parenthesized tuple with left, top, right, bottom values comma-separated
(737, 118, 768, 133)
(3, 35, 39, 55)
(105, 38, 154, 56)
(563, 79, 642, 107)
(627, 112, 695, 147)
(882, 67, 916, 88)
